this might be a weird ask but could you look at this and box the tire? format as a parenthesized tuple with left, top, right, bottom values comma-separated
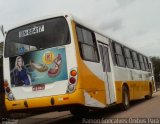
(145, 84, 152, 99)
(119, 86, 130, 111)
(70, 107, 90, 118)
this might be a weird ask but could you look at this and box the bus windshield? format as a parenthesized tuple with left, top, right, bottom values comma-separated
(4, 17, 70, 58)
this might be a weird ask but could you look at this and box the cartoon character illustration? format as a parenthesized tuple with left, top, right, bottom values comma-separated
(13, 56, 30, 86)
(48, 54, 62, 77)
(30, 60, 48, 72)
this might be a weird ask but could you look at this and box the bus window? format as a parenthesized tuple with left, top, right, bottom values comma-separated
(110, 40, 117, 66)
(143, 56, 149, 71)
(76, 27, 83, 42)
(148, 63, 152, 72)
(124, 47, 134, 68)
(131, 51, 140, 70)
(76, 26, 99, 62)
(5, 17, 70, 58)
(114, 43, 125, 67)
(98, 44, 111, 72)
(139, 54, 146, 71)
(99, 45, 105, 72)
(103, 46, 111, 72)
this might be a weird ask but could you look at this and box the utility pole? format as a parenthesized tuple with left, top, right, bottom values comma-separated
(0, 25, 5, 37)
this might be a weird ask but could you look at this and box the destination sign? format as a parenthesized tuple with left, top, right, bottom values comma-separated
(19, 25, 44, 38)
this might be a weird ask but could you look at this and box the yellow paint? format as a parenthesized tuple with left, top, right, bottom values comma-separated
(115, 81, 123, 104)
(5, 99, 27, 110)
(115, 81, 151, 104)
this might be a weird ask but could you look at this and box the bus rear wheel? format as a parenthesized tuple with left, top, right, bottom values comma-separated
(145, 84, 152, 99)
(119, 86, 130, 111)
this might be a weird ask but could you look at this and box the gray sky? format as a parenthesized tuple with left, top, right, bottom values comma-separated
(0, 0, 160, 57)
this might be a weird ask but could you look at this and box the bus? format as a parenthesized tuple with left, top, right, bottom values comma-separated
(3, 13, 155, 117)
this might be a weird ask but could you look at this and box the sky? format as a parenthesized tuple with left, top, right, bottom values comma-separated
(0, 0, 160, 57)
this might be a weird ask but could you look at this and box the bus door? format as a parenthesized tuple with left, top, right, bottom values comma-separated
(98, 42, 116, 104)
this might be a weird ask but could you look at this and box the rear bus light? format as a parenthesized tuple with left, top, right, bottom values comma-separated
(8, 92, 14, 101)
(67, 68, 78, 93)
(6, 87, 11, 93)
(70, 70, 77, 76)
(4, 80, 15, 100)
(68, 84, 75, 91)
(70, 77, 76, 84)
(4, 80, 8, 88)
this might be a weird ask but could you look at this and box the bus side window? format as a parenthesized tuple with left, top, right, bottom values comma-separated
(113, 42, 125, 67)
(103, 46, 111, 72)
(131, 51, 140, 70)
(76, 25, 99, 62)
(143, 56, 149, 71)
(99, 45, 105, 72)
(98, 44, 111, 72)
(124, 47, 134, 68)
(139, 54, 146, 71)
(148, 63, 152, 72)
(76, 27, 83, 42)
(110, 40, 117, 66)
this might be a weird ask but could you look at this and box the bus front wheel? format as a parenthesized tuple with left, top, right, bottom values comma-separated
(119, 86, 130, 111)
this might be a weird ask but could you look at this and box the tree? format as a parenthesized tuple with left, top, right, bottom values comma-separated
(151, 56, 160, 88)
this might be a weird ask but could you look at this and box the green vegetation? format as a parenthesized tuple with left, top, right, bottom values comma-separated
(151, 56, 160, 88)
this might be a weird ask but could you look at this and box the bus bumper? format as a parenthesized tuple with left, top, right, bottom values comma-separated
(5, 89, 84, 112)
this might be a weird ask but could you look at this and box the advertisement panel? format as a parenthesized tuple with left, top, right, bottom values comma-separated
(10, 47, 68, 87)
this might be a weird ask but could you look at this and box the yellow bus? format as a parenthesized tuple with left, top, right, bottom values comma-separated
(3, 14, 155, 117)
